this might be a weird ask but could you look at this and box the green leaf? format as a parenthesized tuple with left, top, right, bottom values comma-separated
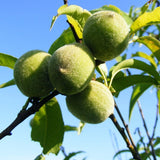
(130, 7, 160, 34)
(34, 154, 45, 160)
(63, 151, 85, 160)
(113, 149, 130, 160)
(129, 83, 151, 120)
(0, 53, 17, 69)
(48, 28, 75, 54)
(132, 51, 157, 68)
(112, 75, 158, 93)
(96, 62, 108, 86)
(31, 98, 64, 155)
(91, 5, 133, 27)
(135, 36, 160, 63)
(157, 88, 160, 114)
(109, 59, 160, 88)
(50, 4, 91, 39)
(0, 79, 15, 88)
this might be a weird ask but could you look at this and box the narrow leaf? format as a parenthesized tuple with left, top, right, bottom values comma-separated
(96, 63, 108, 86)
(129, 83, 151, 120)
(0, 79, 15, 88)
(0, 53, 17, 69)
(109, 59, 160, 88)
(157, 88, 160, 114)
(63, 151, 85, 160)
(34, 154, 45, 160)
(132, 51, 157, 68)
(130, 7, 160, 34)
(31, 98, 64, 155)
(112, 75, 158, 93)
(113, 149, 130, 160)
(48, 28, 75, 54)
(135, 36, 160, 63)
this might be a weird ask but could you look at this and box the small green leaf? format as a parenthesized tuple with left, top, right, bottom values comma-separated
(0, 79, 15, 88)
(50, 4, 91, 38)
(157, 88, 160, 114)
(34, 154, 45, 160)
(113, 149, 130, 160)
(48, 28, 75, 54)
(135, 36, 160, 63)
(132, 51, 157, 68)
(109, 59, 160, 88)
(31, 98, 64, 155)
(112, 75, 158, 93)
(96, 63, 108, 86)
(129, 83, 151, 120)
(63, 151, 85, 160)
(130, 7, 160, 34)
(0, 53, 17, 69)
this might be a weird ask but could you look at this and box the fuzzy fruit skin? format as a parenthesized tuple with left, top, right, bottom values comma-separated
(66, 80, 114, 124)
(14, 50, 54, 97)
(83, 11, 130, 61)
(48, 43, 95, 96)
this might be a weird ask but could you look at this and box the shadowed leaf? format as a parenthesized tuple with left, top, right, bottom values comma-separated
(48, 28, 75, 54)
(31, 98, 64, 155)
(129, 83, 151, 120)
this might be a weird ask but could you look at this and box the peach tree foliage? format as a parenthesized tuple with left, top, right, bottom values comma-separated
(0, 1, 160, 160)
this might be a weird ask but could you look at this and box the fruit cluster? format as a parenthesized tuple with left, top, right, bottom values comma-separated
(14, 11, 129, 124)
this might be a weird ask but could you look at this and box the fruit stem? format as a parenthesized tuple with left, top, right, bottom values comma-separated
(109, 114, 142, 160)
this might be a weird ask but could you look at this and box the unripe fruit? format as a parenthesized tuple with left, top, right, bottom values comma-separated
(48, 43, 95, 95)
(66, 80, 114, 124)
(83, 11, 130, 61)
(14, 50, 54, 97)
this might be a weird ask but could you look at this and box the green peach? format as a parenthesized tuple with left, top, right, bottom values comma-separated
(14, 50, 54, 97)
(66, 80, 114, 124)
(83, 11, 130, 61)
(48, 43, 95, 95)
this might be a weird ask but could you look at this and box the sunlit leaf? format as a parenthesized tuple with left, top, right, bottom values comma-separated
(91, 5, 133, 27)
(129, 83, 151, 120)
(31, 98, 64, 155)
(109, 59, 160, 88)
(96, 62, 108, 86)
(135, 36, 160, 63)
(112, 75, 158, 93)
(132, 51, 157, 68)
(0, 79, 15, 88)
(153, 137, 160, 147)
(67, 15, 82, 39)
(50, 4, 91, 39)
(0, 53, 17, 69)
(34, 154, 45, 160)
(130, 7, 160, 34)
(48, 28, 75, 54)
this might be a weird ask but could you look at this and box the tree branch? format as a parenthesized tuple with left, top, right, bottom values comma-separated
(109, 114, 142, 160)
(0, 90, 59, 140)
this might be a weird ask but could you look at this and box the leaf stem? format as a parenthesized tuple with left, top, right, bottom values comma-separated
(0, 90, 59, 140)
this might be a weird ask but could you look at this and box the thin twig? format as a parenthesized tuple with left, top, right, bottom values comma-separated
(0, 90, 59, 140)
(109, 114, 142, 160)
(114, 103, 139, 156)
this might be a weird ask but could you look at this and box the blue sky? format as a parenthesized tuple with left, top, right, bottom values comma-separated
(0, 0, 159, 160)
